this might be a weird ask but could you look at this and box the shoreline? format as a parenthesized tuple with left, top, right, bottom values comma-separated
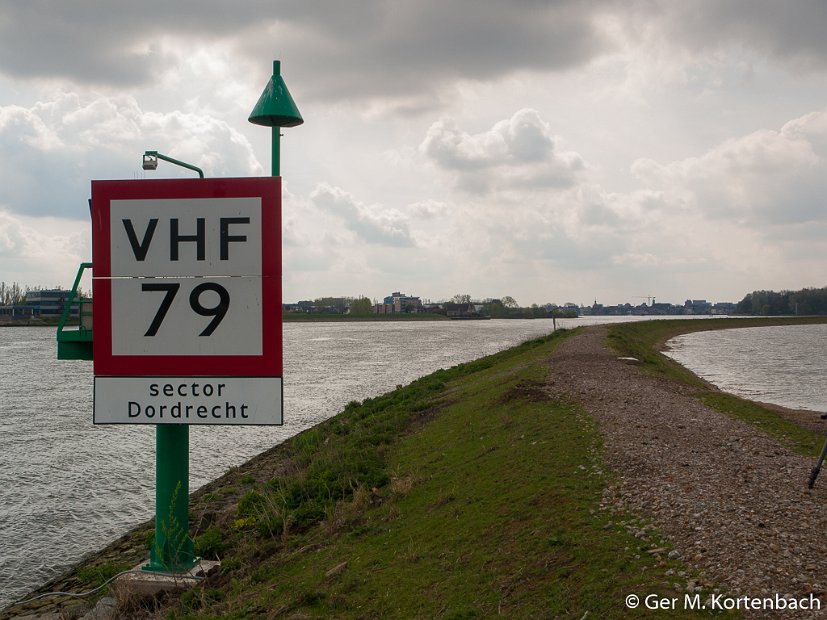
(5, 317, 827, 617)
(0, 318, 61, 327)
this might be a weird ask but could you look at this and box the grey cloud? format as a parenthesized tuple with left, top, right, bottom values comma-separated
(310, 183, 414, 247)
(3, 1, 827, 106)
(639, 0, 827, 70)
(0, 1, 275, 86)
(0, 1, 616, 101)
(265, 0, 615, 103)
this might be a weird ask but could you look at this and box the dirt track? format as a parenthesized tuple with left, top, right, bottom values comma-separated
(548, 326, 827, 617)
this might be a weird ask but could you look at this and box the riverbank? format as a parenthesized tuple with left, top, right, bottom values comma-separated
(0, 317, 60, 327)
(5, 317, 827, 618)
(283, 312, 449, 322)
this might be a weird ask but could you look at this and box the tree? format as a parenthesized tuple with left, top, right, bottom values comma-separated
(736, 286, 827, 315)
(501, 296, 518, 308)
(484, 298, 507, 318)
(452, 293, 471, 304)
(313, 297, 349, 313)
(0, 282, 24, 306)
(350, 296, 373, 315)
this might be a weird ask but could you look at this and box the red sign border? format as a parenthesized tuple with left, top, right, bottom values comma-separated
(91, 177, 281, 377)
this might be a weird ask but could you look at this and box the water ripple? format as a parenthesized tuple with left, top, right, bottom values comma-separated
(665, 324, 827, 412)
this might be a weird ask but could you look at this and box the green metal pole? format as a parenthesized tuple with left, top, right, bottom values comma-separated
(271, 59, 281, 177)
(272, 126, 280, 177)
(145, 424, 196, 572)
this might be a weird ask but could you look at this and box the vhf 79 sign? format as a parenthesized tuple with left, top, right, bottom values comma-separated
(91, 178, 282, 425)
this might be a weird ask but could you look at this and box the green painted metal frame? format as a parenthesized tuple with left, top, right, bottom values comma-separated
(143, 151, 205, 178)
(56, 262, 93, 360)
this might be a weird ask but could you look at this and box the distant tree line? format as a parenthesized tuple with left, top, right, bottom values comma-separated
(736, 287, 827, 315)
(295, 296, 373, 315)
(481, 299, 576, 319)
(0, 282, 31, 306)
(453, 294, 577, 319)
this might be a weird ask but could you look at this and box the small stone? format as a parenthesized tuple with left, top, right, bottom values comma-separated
(80, 596, 117, 620)
(325, 561, 348, 579)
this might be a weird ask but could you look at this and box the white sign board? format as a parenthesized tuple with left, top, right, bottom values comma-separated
(94, 376, 283, 425)
(109, 198, 264, 356)
(91, 178, 282, 425)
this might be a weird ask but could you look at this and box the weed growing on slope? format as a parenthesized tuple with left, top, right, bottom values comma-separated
(223, 331, 571, 547)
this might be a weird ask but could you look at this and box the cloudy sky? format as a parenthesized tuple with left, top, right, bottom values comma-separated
(2, 1, 827, 306)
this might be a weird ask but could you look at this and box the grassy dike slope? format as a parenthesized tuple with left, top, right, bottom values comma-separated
(6, 325, 751, 619)
(162, 328, 707, 619)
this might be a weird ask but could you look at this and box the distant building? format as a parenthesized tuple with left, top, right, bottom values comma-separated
(379, 291, 422, 313)
(283, 301, 313, 313)
(684, 299, 712, 314)
(439, 302, 489, 319)
(712, 302, 737, 315)
(24, 289, 80, 316)
(0, 305, 36, 319)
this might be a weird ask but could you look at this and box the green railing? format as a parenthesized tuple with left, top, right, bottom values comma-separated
(56, 262, 93, 360)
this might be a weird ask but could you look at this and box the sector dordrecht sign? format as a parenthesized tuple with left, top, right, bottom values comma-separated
(91, 177, 283, 425)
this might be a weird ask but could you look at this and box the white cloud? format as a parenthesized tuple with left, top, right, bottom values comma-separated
(420, 109, 586, 194)
(0, 209, 90, 287)
(310, 183, 415, 248)
(0, 92, 262, 219)
(631, 109, 827, 226)
(409, 200, 448, 219)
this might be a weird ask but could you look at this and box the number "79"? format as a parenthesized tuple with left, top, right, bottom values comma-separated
(142, 282, 230, 337)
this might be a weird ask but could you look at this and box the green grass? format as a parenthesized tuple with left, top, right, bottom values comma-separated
(165, 329, 733, 619)
(608, 317, 827, 457)
(75, 562, 132, 588)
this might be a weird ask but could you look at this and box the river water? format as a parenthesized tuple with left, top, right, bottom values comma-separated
(2, 316, 654, 607)
(664, 323, 827, 412)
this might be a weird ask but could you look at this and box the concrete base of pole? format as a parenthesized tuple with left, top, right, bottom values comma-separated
(115, 560, 220, 598)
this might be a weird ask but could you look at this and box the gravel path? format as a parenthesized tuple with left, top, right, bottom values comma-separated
(547, 326, 827, 617)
